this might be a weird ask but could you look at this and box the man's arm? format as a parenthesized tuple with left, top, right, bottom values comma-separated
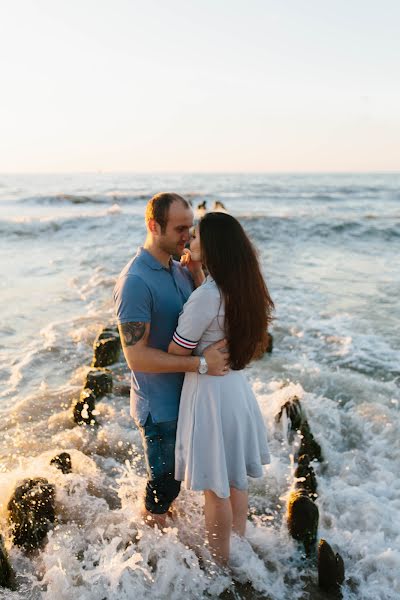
(118, 322, 228, 375)
(118, 322, 199, 373)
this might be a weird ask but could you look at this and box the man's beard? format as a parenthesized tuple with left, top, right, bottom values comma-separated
(158, 237, 183, 257)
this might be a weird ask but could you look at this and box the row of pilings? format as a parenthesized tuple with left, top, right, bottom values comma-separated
(0, 325, 122, 591)
(276, 395, 345, 596)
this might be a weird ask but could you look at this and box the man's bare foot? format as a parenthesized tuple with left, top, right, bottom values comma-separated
(140, 507, 167, 529)
(167, 505, 179, 522)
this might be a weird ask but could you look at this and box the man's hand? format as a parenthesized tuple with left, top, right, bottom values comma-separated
(203, 339, 230, 376)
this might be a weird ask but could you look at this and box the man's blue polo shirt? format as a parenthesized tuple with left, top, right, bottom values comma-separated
(113, 247, 194, 425)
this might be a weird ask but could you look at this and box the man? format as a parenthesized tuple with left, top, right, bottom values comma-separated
(113, 192, 228, 528)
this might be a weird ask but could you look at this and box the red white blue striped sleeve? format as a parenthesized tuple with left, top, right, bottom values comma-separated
(172, 280, 220, 351)
(172, 330, 198, 350)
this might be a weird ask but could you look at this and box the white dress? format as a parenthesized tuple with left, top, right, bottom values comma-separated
(173, 276, 270, 499)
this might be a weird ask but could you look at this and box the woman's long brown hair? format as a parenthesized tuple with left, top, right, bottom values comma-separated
(199, 212, 274, 370)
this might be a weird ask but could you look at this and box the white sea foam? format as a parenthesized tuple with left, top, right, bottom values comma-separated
(0, 366, 399, 599)
(106, 203, 122, 215)
(3, 420, 395, 600)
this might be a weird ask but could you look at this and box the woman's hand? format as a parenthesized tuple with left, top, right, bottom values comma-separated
(181, 248, 205, 287)
(180, 248, 202, 272)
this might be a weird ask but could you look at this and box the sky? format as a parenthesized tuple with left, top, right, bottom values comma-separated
(0, 0, 399, 173)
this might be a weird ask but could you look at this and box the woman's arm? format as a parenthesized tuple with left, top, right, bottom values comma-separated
(168, 340, 192, 356)
(168, 338, 229, 374)
(167, 283, 229, 371)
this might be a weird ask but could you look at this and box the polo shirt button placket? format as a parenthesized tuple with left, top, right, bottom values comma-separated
(168, 265, 182, 299)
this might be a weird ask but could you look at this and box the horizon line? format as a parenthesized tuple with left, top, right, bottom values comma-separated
(1, 169, 400, 176)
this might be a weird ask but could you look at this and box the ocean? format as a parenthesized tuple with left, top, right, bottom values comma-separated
(0, 173, 399, 599)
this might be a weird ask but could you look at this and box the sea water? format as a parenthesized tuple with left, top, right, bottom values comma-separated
(0, 173, 399, 599)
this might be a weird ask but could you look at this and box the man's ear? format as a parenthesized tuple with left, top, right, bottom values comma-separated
(147, 219, 160, 236)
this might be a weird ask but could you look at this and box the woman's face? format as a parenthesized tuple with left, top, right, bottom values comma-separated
(189, 225, 202, 261)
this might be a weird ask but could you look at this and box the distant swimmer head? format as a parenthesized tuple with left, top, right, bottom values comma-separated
(196, 200, 207, 219)
(212, 200, 227, 213)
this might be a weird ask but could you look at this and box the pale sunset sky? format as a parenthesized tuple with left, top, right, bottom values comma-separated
(1, 0, 399, 173)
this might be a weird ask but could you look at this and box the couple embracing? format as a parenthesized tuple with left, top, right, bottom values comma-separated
(113, 192, 274, 565)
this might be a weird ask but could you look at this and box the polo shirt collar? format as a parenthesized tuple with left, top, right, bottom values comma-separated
(137, 246, 170, 271)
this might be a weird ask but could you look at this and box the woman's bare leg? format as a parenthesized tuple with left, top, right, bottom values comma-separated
(230, 487, 248, 536)
(204, 490, 232, 565)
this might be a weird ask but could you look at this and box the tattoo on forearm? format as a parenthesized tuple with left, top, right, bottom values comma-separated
(120, 322, 145, 347)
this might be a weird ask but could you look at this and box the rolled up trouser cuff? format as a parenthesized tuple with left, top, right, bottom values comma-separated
(144, 474, 181, 514)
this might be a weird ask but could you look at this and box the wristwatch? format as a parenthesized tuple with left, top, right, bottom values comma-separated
(198, 355, 208, 374)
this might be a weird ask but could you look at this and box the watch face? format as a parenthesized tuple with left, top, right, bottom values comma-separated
(199, 358, 208, 374)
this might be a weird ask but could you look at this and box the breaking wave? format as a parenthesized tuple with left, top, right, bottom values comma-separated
(16, 192, 150, 206)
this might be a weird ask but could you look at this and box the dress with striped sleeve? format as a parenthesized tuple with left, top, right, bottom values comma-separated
(173, 276, 270, 499)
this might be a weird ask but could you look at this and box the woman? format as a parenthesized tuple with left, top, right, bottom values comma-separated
(168, 212, 274, 565)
